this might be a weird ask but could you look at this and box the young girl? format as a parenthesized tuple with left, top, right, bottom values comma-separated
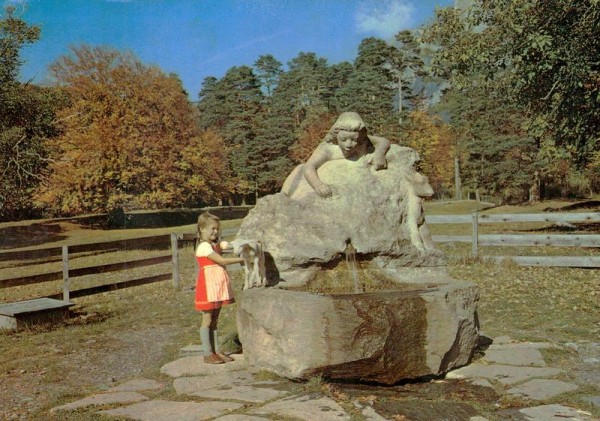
(194, 212, 244, 364)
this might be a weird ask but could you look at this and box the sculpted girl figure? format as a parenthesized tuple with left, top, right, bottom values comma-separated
(283, 112, 390, 198)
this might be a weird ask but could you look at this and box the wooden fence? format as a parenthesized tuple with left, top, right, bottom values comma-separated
(1, 212, 598, 303)
(426, 212, 600, 268)
(0, 234, 181, 302)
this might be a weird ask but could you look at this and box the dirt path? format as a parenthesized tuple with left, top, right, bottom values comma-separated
(0, 322, 179, 420)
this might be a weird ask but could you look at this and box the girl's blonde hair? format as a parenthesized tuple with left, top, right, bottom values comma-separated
(324, 112, 368, 144)
(196, 212, 220, 243)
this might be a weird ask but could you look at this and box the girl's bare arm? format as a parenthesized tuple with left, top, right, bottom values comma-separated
(207, 253, 244, 266)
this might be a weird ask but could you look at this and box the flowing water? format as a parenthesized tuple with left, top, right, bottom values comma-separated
(344, 239, 362, 293)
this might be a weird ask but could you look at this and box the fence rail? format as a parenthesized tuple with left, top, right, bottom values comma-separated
(425, 212, 600, 224)
(0, 234, 180, 302)
(426, 212, 600, 268)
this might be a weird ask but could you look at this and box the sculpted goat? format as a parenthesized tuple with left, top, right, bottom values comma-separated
(233, 240, 267, 289)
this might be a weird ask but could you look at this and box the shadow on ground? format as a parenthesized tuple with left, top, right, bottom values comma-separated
(0, 222, 68, 249)
(545, 200, 600, 212)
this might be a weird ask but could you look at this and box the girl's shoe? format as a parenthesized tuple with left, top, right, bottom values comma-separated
(218, 353, 234, 362)
(204, 353, 224, 364)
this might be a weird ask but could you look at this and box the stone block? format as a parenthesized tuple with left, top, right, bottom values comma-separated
(237, 279, 480, 384)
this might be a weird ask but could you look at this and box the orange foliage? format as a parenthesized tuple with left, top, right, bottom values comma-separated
(403, 110, 455, 195)
(36, 46, 230, 215)
(290, 113, 336, 163)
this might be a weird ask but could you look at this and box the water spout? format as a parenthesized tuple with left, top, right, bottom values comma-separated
(344, 239, 362, 293)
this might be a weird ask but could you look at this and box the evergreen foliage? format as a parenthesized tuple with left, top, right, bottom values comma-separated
(0, 6, 62, 221)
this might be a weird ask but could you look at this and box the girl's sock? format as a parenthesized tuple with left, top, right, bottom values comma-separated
(211, 329, 220, 354)
(200, 327, 212, 356)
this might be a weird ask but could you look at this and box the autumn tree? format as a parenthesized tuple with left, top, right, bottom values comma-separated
(290, 112, 336, 164)
(37, 45, 228, 215)
(402, 110, 455, 196)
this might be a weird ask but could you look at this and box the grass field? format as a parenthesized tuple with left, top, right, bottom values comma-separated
(0, 199, 598, 419)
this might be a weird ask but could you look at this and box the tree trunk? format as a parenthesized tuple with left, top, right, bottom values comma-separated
(475, 188, 480, 202)
(398, 73, 402, 125)
(454, 155, 463, 200)
(528, 171, 541, 203)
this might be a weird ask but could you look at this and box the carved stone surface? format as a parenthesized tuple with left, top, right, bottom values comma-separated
(236, 277, 480, 384)
(236, 145, 444, 287)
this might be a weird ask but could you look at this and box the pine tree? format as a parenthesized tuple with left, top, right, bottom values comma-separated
(254, 54, 283, 97)
(197, 66, 264, 200)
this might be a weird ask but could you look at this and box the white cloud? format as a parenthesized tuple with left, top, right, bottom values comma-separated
(355, 0, 416, 39)
(200, 28, 293, 66)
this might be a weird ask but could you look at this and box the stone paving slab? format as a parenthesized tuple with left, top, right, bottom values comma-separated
(250, 393, 351, 421)
(488, 341, 557, 350)
(174, 371, 288, 403)
(49, 391, 148, 413)
(482, 347, 547, 367)
(517, 404, 595, 420)
(108, 378, 164, 392)
(173, 370, 287, 391)
(446, 363, 562, 385)
(99, 399, 244, 421)
(161, 354, 248, 378)
(47, 333, 599, 421)
(507, 379, 579, 401)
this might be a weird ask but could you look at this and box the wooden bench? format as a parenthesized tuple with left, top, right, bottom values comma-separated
(0, 298, 74, 330)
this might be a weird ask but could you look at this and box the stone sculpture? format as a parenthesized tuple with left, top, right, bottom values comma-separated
(237, 112, 442, 286)
(233, 112, 480, 383)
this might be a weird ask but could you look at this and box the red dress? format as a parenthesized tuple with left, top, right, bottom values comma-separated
(194, 242, 235, 311)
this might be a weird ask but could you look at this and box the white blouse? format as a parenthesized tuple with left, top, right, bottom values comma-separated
(196, 241, 215, 257)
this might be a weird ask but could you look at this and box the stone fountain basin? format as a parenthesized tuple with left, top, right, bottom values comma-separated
(236, 277, 480, 385)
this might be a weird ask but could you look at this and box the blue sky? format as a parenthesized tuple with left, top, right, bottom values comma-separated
(7, 0, 454, 99)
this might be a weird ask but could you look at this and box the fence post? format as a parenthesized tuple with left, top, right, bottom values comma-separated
(472, 211, 479, 257)
(62, 245, 70, 302)
(171, 234, 180, 290)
